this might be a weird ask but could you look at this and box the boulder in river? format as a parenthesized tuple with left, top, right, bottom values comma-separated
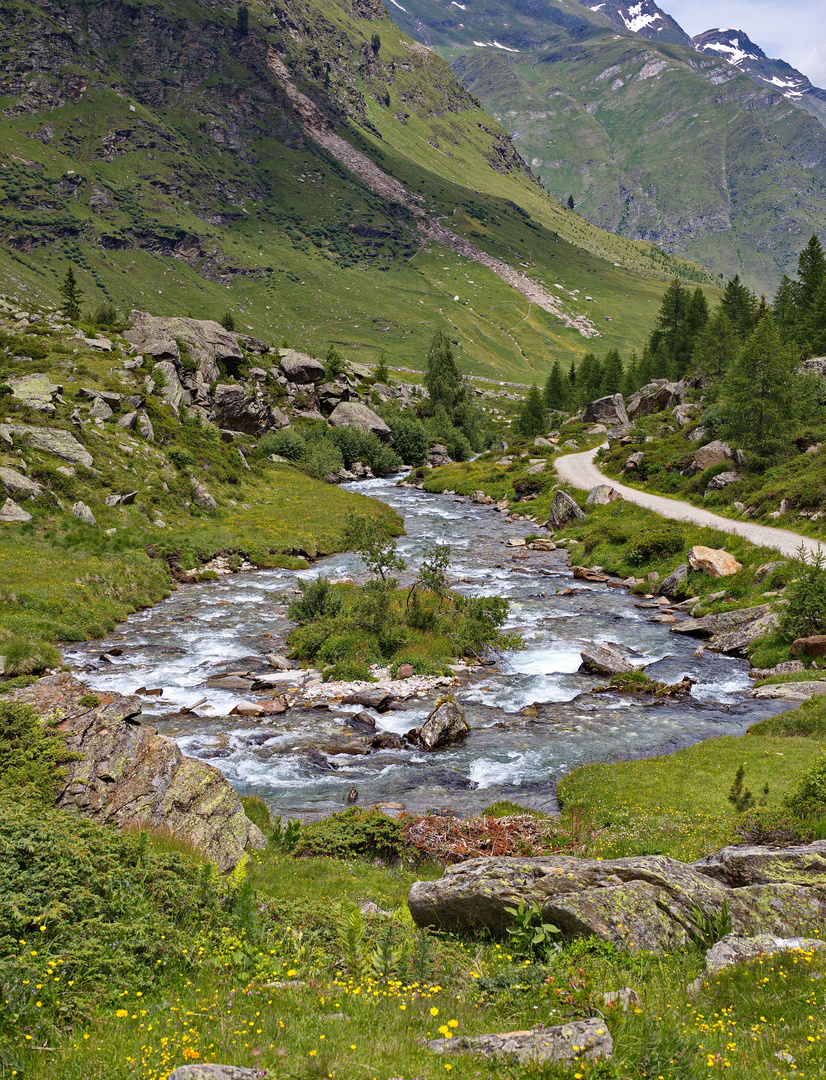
(686, 545, 742, 578)
(9, 674, 266, 870)
(416, 696, 470, 751)
(341, 688, 395, 711)
(579, 644, 640, 675)
(671, 603, 777, 656)
(407, 843, 826, 951)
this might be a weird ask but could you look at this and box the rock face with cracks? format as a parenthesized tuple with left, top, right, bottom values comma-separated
(407, 843, 826, 952)
(10, 674, 265, 870)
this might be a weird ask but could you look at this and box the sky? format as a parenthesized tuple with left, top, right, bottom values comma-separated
(664, 0, 826, 85)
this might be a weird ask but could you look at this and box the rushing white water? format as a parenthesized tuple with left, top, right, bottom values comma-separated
(66, 477, 787, 819)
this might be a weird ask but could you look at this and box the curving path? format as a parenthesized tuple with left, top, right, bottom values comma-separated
(555, 445, 825, 560)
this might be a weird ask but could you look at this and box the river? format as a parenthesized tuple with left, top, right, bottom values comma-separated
(66, 477, 786, 820)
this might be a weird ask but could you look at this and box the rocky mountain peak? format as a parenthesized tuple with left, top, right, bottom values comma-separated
(574, 0, 692, 47)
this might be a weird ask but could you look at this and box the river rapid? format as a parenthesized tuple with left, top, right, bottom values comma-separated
(67, 477, 787, 820)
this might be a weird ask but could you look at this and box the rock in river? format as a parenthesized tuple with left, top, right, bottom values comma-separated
(579, 644, 640, 675)
(416, 696, 470, 751)
(10, 673, 266, 870)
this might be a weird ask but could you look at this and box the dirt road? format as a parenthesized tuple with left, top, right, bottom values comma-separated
(555, 445, 825, 559)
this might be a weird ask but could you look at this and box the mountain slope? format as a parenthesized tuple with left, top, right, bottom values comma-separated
(692, 28, 826, 128)
(575, 0, 692, 47)
(0, 0, 711, 382)
(390, 0, 826, 292)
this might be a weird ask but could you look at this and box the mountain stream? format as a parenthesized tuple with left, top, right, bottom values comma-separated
(66, 477, 787, 819)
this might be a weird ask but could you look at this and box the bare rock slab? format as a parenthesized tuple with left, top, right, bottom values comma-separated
(0, 497, 32, 523)
(7, 423, 93, 467)
(168, 1067, 263, 1080)
(429, 1018, 612, 1066)
(11, 674, 265, 870)
(687, 545, 742, 578)
(0, 466, 42, 500)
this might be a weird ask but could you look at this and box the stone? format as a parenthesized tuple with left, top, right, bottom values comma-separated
(212, 384, 279, 436)
(508, 537, 526, 547)
(89, 396, 113, 421)
(316, 381, 350, 412)
(370, 731, 405, 750)
(545, 489, 585, 529)
(328, 401, 393, 442)
(341, 688, 394, 711)
(153, 360, 191, 412)
(572, 566, 608, 582)
(671, 604, 777, 655)
(191, 478, 217, 511)
(691, 440, 732, 472)
(71, 501, 96, 526)
(0, 466, 42, 500)
(525, 461, 545, 475)
(168, 1066, 263, 1080)
(278, 348, 326, 384)
(264, 652, 297, 671)
(6, 424, 93, 467)
(534, 436, 553, 447)
(417, 697, 470, 751)
(428, 1018, 612, 1066)
(686, 546, 742, 578)
(397, 663, 414, 679)
(0, 497, 32, 523)
(237, 333, 270, 354)
(135, 411, 154, 441)
(694, 841, 826, 887)
(471, 490, 493, 504)
(658, 562, 689, 598)
(344, 711, 377, 733)
(705, 470, 741, 492)
(579, 644, 639, 675)
(408, 844, 826, 952)
(626, 381, 681, 419)
(6, 373, 62, 413)
(127, 311, 243, 382)
(751, 681, 826, 702)
(752, 560, 786, 585)
(582, 393, 628, 426)
(688, 934, 826, 994)
(585, 484, 620, 506)
(625, 451, 644, 471)
(10, 674, 266, 870)
(528, 538, 556, 551)
(790, 635, 826, 659)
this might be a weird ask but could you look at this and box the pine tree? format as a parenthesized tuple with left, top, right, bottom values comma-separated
(797, 234, 826, 311)
(543, 361, 570, 411)
(425, 331, 463, 413)
(685, 287, 710, 349)
(575, 353, 603, 406)
(600, 349, 624, 396)
(568, 359, 576, 393)
(59, 265, 83, 322)
(720, 312, 805, 468)
(567, 194, 575, 210)
(694, 308, 738, 389)
(648, 277, 692, 378)
(620, 350, 641, 397)
(220, 310, 236, 332)
(515, 386, 546, 437)
(235, 5, 249, 33)
(720, 274, 757, 337)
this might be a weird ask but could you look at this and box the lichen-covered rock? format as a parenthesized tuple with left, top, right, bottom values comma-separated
(6, 373, 62, 413)
(585, 484, 620, 506)
(408, 847, 826, 952)
(191, 478, 217, 511)
(0, 466, 42, 500)
(212, 384, 277, 436)
(417, 697, 470, 751)
(328, 401, 393, 442)
(698, 934, 826, 980)
(791, 635, 826, 659)
(278, 348, 326, 384)
(694, 842, 826, 887)
(167, 1067, 262, 1080)
(11, 674, 265, 870)
(71, 500, 96, 526)
(428, 1018, 612, 1065)
(6, 423, 93, 467)
(690, 440, 732, 472)
(0, 497, 32, 523)
(750, 680, 826, 702)
(153, 360, 192, 412)
(127, 311, 243, 383)
(545, 489, 585, 529)
(659, 562, 689, 598)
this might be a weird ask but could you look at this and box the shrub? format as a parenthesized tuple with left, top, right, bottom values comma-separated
(779, 549, 826, 641)
(317, 630, 381, 666)
(784, 755, 826, 820)
(625, 523, 685, 565)
(305, 441, 344, 480)
(286, 577, 343, 624)
(293, 808, 404, 861)
(168, 448, 195, 470)
(258, 427, 306, 462)
(390, 416, 428, 467)
(322, 660, 375, 682)
(0, 700, 73, 804)
(91, 301, 119, 326)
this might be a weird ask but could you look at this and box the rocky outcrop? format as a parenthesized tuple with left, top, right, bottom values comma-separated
(582, 393, 628, 426)
(415, 697, 470, 751)
(11, 674, 266, 870)
(328, 401, 393, 442)
(127, 311, 243, 383)
(7, 373, 62, 413)
(428, 1018, 612, 1066)
(407, 843, 826, 951)
(168, 1068, 261, 1080)
(671, 603, 777, 655)
(579, 644, 639, 675)
(626, 380, 683, 419)
(278, 348, 326, 384)
(211, 384, 283, 435)
(751, 681, 826, 702)
(686, 545, 742, 578)
(686, 440, 732, 475)
(5, 423, 93, 466)
(544, 489, 585, 529)
(0, 466, 42, 500)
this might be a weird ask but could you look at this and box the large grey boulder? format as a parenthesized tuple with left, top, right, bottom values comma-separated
(671, 603, 777, 655)
(0, 466, 42, 500)
(626, 380, 682, 419)
(71, 501, 96, 526)
(429, 1018, 612, 1066)
(582, 393, 628, 426)
(11, 674, 266, 871)
(687, 440, 732, 474)
(416, 697, 470, 751)
(127, 311, 243, 382)
(658, 562, 689, 598)
(585, 484, 620, 506)
(6, 424, 93, 467)
(211, 384, 279, 436)
(153, 361, 192, 412)
(0, 497, 32, 523)
(328, 401, 393, 442)
(191, 478, 217, 511)
(6, 373, 62, 414)
(278, 348, 326, 384)
(694, 842, 826, 887)
(579, 644, 639, 675)
(168, 1067, 263, 1080)
(545, 489, 585, 529)
(408, 845, 826, 952)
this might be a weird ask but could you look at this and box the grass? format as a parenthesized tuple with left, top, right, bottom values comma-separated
(748, 694, 826, 739)
(558, 734, 822, 862)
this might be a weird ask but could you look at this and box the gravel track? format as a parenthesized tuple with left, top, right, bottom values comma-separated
(555, 445, 825, 560)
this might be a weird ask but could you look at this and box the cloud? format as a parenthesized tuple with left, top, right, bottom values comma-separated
(665, 0, 826, 85)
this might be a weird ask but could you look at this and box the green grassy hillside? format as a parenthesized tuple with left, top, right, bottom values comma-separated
(0, 0, 713, 382)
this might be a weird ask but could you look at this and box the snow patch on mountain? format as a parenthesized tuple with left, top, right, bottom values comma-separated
(700, 37, 758, 66)
(473, 39, 519, 52)
(623, 2, 662, 34)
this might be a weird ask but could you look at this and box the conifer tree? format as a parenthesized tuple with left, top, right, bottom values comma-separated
(424, 331, 466, 415)
(694, 307, 738, 389)
(720, 311, 805, 468)
(515, 386, 546, 437)
(720, 274, 757, 337)
(544, 361, 570, 411)
(600, 349, 624, 396)
(59, 265, 83, 323)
